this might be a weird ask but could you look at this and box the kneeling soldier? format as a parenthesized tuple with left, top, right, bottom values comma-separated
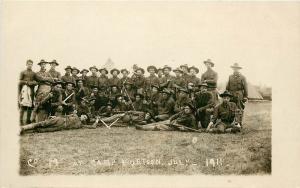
(206, 90, 241, 133)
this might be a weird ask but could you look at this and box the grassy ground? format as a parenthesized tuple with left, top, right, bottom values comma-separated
(20, 101, 271, 175)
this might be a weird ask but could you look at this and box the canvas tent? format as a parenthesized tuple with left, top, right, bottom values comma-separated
(217, 82, 263, 100)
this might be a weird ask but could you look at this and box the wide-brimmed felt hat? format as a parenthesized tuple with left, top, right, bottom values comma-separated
(147, 65, 158, 73)
(173, 67, 183, 73)
(64, 65, 73, 71)
(157, 67, 163, 72)
(188, 66, 199, 74)
(135, 67, 145, 74)
(26, 59, 33, 64)
(52, 80, 64, 86)
(49, 60, 59, 66)
(183, 102, 196, 112)
(198, 82, 209, 87)
(230, 63, 242, 69)
(89, 66, 98, 71)
(99, 68, 108, 74)
(65, 81, 75, 87)
(120, 69, 130, 74)
(37, 59, 47, 66)
(110, 68, 120, 75)
(162, 65, 172, 71)
(72, 67, 80, 74)
(76, 78, 84, 83)
(110, 84, 119, 89)
(203, 59, 214, 67)
(220, 90, 233, 98)
(91, 85, 99, 90)
(89, 96, 97, 101)
(151, 84, 160, 89)
(180, 64, 189, 69)
(80, 69, 89, 74)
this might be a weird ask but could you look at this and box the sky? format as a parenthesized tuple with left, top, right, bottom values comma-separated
(2, 2, 300, 87)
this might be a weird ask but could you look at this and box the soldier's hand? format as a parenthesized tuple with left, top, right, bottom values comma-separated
(48, 93, 53, 98)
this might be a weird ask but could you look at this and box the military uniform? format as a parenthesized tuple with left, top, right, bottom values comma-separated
(207, 90, 241, 133)
(21, 114, 87, 133)
(98, 74, 109, 89)
(48, 69, 61, 80)
(156, 92, 175, 121)
(109, 76, 120, 87)
(62, 89, 76, 115)
(145, 74, 160, 91)
(49, 89, 63, 116)
(62, 74, 76, 84)
(19, 68, 37, 124)
(187, 75, 201, 86)
(226, 72, 248, 109)
(194, 89, 214, 128)
(34, 68, 55, 122)
(86, 74, 99, 89)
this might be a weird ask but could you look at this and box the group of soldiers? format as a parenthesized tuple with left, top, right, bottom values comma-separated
(19, 58, 248, 134)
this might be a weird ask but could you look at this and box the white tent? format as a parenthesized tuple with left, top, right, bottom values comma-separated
(217, 82, 263, 100)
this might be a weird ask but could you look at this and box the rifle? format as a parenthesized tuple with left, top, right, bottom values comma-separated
(121, 77, 136, 111)
(63, 92, 75, 103)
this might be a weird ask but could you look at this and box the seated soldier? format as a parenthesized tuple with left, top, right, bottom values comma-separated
(75, 78, 90, 104)
(48, 81, 63, 116)
(113, 94, 130, 113)
(123, 93, 148, 125)
(206, 90, 241, 134)
(76, 97, 92, 124)
(135, 103, 197, 132)
(109, 85, 121, 106)
(174, 88, 192, 113)
(154, 88, 175, 121)
(194, 82, 215, 128)
(62, 82, 76, 115)
(20, 112, 96, 134)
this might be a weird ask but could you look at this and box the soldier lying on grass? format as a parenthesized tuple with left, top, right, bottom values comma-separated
(20, 112, 96, 134)
(135, 103, 198, 132)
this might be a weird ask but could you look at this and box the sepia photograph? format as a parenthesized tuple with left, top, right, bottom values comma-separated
(1, 1, 300, 188)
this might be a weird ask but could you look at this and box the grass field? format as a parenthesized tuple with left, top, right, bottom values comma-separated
(20, 101, 271, 175)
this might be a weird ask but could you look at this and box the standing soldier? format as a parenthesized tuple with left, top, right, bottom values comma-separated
(32, 59, 55, 122)
(48, 60, 61, 80)
(118, 69, 131, 88)
(187, 66, 201, 86)
(201, 59, 218, 103)
(172, 67, 185, 99)
(61, 66, 76, 85)
(109, 68, 120, 87)
(19, 59, 37, 125)
(226, 63, 248, 125)
(86, 66, 99, 90)
(131, 67, 146, 95)
(62, 82, 76, 115)
(145, 65, 160, 93)
(71, 67, 80, 82)
(180, 64, 190, 87)
(98, 68, 109, 90)
(157, 67, 164, 85)
(79, 69, 89, 87)
(160, 65, 174, 89)
(194, 82, 215, 128)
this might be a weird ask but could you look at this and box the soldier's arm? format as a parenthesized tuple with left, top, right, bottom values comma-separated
(205, 72, 218, 84)
(242, 76, 248, 98)
(19, 71, 27, 85)
(35, 72, 53, 83)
